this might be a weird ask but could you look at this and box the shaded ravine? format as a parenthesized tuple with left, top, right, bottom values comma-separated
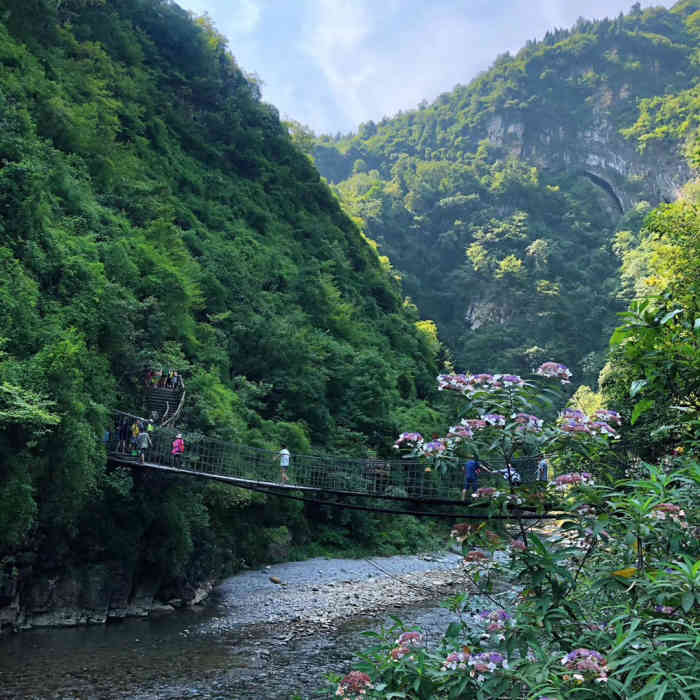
(0, 553, 469, 699)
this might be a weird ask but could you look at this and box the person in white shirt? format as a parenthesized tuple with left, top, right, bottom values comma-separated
(278, 445, 290, 483)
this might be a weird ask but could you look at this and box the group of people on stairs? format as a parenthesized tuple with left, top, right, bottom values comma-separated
(111, 415, 184, 465)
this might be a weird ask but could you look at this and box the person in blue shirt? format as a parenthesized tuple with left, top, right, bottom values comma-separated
(462, 456, 480, 500)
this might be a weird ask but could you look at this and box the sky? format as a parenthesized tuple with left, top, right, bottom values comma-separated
(179, 1, 674, 135)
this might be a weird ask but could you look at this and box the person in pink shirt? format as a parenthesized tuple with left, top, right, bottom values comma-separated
(171, 433, 185, 466)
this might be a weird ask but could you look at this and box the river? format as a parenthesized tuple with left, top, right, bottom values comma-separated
(0, 553, 468, 699)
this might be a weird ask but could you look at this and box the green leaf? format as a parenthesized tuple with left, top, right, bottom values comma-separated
(681, 591, 694, 612)
(630, 379, 648, 398)
(631, 399, 655, 425)
(610, 326, 631, 347)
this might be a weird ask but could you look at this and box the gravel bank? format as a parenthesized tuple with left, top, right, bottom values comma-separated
(205, 551, 466, 634)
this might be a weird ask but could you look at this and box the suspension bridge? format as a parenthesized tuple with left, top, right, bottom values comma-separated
(107, 410, 547, 518)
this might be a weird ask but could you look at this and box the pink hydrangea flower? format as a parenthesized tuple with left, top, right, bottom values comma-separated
(447, 424, 474, 440)
(393, 431, 423, 448)
(589, 421, 618, 437)
(469, 651, 508, 674)
(648, 503, 687, 526)
(554, 473, 595, 489)
(336, 671, 373, 697)
(536, 361, 572, 383)
(396, 631, 423, 648)
(483, 413, 506, 427)
(478, 609, 512, 633)
(465, 418, 488, 430)
(442, 651, 469, 671)
(437, 373, 471, 393)
(514, 412, 543, 432)
(511, 538, 527, 552)
(497, 373, 525, 387)
(560, 648, 609, 684)
(560, 420, 591, 434)
(595, 409, 622, 425)
(422, 439, 447, 455)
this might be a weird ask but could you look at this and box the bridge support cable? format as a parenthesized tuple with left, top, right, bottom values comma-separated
(106, 456, 562, 521)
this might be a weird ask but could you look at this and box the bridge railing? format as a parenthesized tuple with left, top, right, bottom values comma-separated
(108, 411, 539, 500)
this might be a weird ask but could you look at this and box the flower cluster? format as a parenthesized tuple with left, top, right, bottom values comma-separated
(648, 503, 687, 527)
(536, 362, 572, 383)
(390, 634, 422, 663)
(442, 650, 469, 671)
(423, 438, 448, 455)
(500, 374, 525, 386)
(654, 605, 678, 616)
(437, 373, 472, 393)
(437, 372, 526, 395)
(393, 432, 423, 449)
(559, 408, 620, 437)
(510, 538, 527, 552)
(560, 648, 609, 684)
(553, 472, 594, 490)
(483, 413, 506, 426)
(336, 671, 373, 698)
(464, 418, 487, 430)
(595, 409, 622, 425)
(513, 412, 543, 432)
(477, 609, 512, 633)
(447, 423, 474, 440)
(396, 631, 423, 648)
(468, 651, 509, 681)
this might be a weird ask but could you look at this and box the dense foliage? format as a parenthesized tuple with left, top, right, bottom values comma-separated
(328, 309, 699, 698)
(0, 0, 444, 607)
(311, 1, 700, 385)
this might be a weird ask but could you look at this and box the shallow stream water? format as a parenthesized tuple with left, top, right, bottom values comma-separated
(0, 554, 465, 699)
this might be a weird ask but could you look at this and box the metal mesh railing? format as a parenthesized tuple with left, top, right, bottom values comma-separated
(108, 410, 540, 502)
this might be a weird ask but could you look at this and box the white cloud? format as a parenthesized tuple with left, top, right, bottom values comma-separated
(180, 0, 676, 134)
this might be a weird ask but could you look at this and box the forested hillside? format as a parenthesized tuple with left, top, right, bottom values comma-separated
(0, 0, 443, 629)
(312, 0, 700, 385)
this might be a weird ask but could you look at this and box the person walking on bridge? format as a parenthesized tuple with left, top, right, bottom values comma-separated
(137, 429, 152, 464)
(277, 445, 290, 483)
(171, 433, 185, 466)
(462, 455, 481, 501)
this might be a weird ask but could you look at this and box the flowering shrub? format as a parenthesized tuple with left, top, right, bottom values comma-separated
(327, 363, 699, 699)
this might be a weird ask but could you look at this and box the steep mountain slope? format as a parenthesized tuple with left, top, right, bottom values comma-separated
(313, 1, 700, 384)
(0, 0, 441, 628)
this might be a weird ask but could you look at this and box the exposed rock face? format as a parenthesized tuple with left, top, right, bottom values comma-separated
(466, 300, 514, 330)
(480, 105, 691, 213)
(0, 556, 214, 633)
